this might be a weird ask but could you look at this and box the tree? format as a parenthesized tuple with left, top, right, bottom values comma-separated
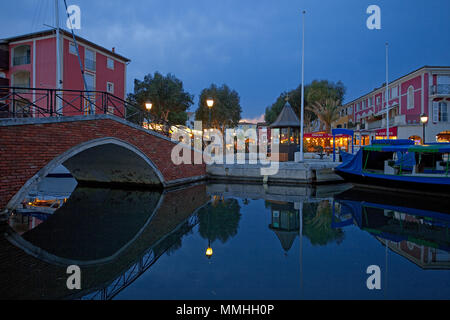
(303, 201, 345, 246)
(265, 80, 346, 131)
(306, 98, 341, 133)
(195, 84, 242, 133)
(307, 80, 346, 105)
(198, 198, 242, 244)
(127, 72, 194, 125)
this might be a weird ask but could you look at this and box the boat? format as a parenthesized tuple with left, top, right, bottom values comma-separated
(334, 139, 450, 195)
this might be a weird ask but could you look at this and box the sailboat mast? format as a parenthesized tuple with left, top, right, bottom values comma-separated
(55, 0, 62, 114)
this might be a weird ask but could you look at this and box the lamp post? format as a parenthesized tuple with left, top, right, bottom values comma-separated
(145, 102, 152, 129)
(207, 98, 214, 129)
(420, 113, 428, 144)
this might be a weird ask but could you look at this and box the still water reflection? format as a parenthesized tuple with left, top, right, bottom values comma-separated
(1, 179, 449, 300)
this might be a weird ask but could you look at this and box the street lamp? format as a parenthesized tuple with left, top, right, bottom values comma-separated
(207, 98, 214, 129)
(420, 113, 428, 144)
(145, 102, 152, 129)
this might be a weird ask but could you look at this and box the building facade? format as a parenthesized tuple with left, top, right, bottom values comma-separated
(339, 66, 450, 144)
(0, 29, 130, 117)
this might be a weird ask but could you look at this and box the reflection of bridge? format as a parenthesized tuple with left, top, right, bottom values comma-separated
(0, 114, 206, 214)
(79, 214, 200, 300)
(0, 183, 210, 300)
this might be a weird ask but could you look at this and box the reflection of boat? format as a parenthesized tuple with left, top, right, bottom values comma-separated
(333, 188, 450, 269)
(334, 140, 450, 195)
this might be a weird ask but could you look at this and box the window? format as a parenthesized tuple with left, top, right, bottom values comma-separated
(407, 86, 414, 109)
(85, 48, 96, 71)
(84, 73, 95, 114)
(369, 97, 373, 106)
(13, 45, 31, 66)
(433, 102, 448, 122)
(69, 42, 77, 55)
(107, 57, 114, 70)
(107, 82, 114, 94)
(12, 70, 30, 88)
(376, 96, 381, 105)
(391, 86, 398, 98)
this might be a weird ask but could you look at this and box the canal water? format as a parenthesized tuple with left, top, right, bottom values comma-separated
(0, 177, 449, 300)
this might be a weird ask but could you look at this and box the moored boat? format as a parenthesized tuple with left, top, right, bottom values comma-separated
(334, 139, 450, 195)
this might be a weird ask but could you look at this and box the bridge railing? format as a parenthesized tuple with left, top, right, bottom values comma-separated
(0, 86, 194, 140)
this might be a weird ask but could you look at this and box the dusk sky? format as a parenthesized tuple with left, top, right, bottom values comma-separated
(2, 0, 449, 121)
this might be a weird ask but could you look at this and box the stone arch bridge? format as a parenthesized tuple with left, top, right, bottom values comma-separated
(0, 114, 206, 213)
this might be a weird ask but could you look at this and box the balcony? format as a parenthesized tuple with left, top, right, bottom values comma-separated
(430, 84, 450, 96)
(367, 119, 383, 130)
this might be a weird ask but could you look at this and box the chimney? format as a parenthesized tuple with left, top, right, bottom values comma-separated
(112, 47, 115, 53)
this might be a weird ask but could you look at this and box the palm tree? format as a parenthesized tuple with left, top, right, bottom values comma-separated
(306, 98, 341, 133)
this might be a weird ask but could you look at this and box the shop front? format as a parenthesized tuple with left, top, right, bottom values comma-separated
(304, 132, 353, 154)
(374, 127, 398, 140)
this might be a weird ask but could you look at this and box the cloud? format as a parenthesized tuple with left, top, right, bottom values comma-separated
(240, 114, 265, 124)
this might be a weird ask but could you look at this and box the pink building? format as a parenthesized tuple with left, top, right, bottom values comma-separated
(342, 66, 450, 144)
(0, 29, 130, 117)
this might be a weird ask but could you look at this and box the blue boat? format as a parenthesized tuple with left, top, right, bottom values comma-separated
(334, 139, 450, 196)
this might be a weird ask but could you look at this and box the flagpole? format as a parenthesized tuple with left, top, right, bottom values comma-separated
(300, 10, 306, 162)
(385, 42, 389, 139)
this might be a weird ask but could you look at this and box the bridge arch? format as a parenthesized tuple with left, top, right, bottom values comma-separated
(7, 137, 166, 211)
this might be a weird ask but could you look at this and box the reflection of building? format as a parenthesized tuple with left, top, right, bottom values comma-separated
(334, 188, 450, 269)
(339, 66, 450, 144)
(267, 201, 300, 253)
(378, 238, 450, 270)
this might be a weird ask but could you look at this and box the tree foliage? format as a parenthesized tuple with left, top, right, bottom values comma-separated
(127, 72, 194, 125)
(306, 98, 341, 133)
(198, 198, 242, 244)
(265, 80, 346, 132)
(303, 201, 345, 246)
(195, 84, 242, 133)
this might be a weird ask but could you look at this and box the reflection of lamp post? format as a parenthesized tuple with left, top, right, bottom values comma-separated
(420, 113, 428, 144)
(145, 102, 152, 129)
(205, 203, 213, 259)
(205, 240, 213, 259)
(207, 98, 214, 129)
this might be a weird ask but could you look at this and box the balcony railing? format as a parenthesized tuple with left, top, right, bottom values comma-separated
(430, 84, 450, 95)
(0, 86, 193, 140)
(13, 55, 31, 66)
